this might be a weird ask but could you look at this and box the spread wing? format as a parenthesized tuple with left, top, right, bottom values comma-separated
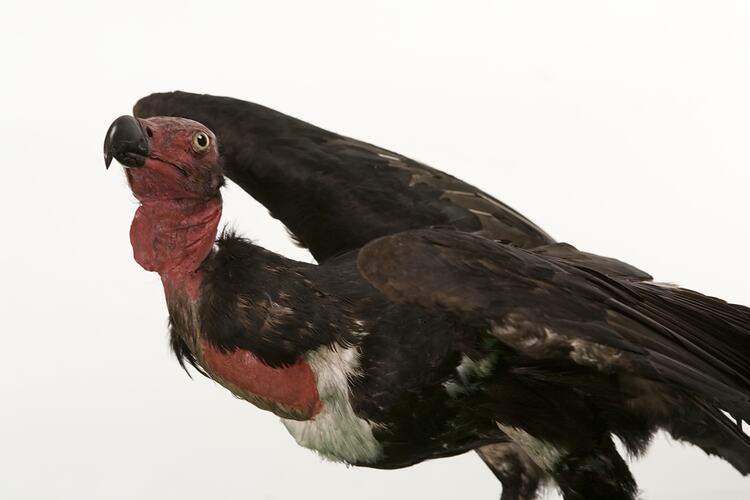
(357, 229, 750, 420)
(133, 91, 554, 261)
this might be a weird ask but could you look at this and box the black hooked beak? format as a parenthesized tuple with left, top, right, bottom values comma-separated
(104, 115, 149, 169)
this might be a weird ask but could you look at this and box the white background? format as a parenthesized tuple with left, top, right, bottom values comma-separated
(2, 1, 749, 499)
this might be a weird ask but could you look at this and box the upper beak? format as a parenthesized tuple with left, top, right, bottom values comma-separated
(104, 115, 149, 169)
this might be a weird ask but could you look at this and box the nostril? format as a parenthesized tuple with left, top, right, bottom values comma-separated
(145, 127, 153, 138)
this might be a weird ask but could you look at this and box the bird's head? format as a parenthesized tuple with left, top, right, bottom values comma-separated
(104, 115, 224, 201)
(103, 115, 224, 282)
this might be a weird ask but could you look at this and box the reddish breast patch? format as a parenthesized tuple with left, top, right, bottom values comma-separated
(200, 340, 322, 419)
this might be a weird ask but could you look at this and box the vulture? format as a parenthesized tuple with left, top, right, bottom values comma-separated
(101, 92, 750, 500)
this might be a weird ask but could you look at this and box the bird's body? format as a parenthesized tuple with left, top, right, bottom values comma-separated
(127, 186, 527, 468)
(104, 96, 750, 499)
(166, 233, 504, 467)
(142, 202, 750, 489)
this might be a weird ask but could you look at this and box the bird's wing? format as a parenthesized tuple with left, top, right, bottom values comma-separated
(356, 229, 750, 420)
(133, 91, 554, 261)
(531, 242, 652, 280)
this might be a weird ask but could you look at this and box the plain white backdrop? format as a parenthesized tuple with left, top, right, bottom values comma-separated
(2, 1, 749, 499)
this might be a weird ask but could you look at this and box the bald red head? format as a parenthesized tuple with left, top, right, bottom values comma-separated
(128, 116, 224, 201)
(105, 115, 224, 201)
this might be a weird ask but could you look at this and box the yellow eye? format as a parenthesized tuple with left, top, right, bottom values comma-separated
(192, 131, 210, 152)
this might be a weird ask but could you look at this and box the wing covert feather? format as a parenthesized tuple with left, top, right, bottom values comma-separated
(357, 229, 750, 418)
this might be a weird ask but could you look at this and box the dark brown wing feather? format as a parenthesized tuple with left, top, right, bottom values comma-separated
(133, 91, 554, 260)
(533, 242, 652, 281)
(357, 229, 750, 420)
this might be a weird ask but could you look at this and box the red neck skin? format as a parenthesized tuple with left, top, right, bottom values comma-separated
(129, 195, 222, 300)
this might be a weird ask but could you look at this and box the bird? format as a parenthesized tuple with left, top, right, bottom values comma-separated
(104, 99, 750, 500)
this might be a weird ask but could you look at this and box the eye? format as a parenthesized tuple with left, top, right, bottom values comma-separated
(191, 131, 210, 152)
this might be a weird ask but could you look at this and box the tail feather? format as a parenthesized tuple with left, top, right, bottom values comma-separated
(632, 282, 750, 404)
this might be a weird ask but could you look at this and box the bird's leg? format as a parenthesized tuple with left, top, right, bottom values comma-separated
(550, 437, 637, 500)
(475, 444, 544, 500)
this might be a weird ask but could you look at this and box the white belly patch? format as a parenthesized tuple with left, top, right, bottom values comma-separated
(281, 344, 383, 464)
